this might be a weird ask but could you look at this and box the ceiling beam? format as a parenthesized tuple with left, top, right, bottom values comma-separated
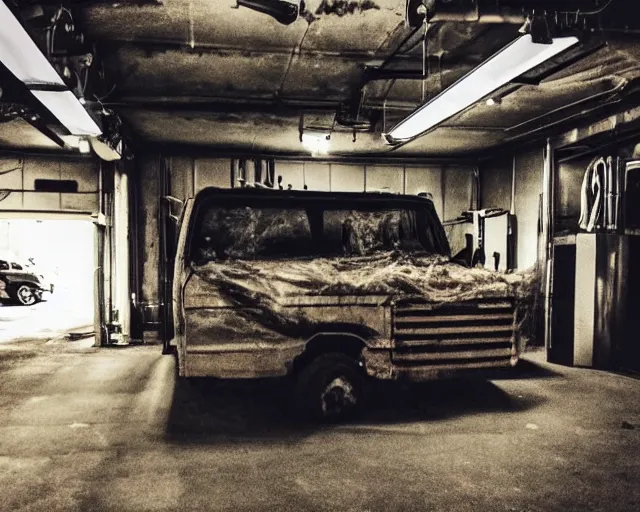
(553, 100, 640, 150)
(97, 38, 399, 60)
(105, 95, 340, 113)
(137, 140, 476, 165)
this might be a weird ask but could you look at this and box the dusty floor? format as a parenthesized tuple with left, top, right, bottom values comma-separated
(0, 339, 638, 512)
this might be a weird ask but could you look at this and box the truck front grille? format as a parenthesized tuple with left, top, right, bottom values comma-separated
(392, 299, 517, 369)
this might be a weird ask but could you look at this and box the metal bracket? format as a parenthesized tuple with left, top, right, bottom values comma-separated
(91, 212, 107, 226)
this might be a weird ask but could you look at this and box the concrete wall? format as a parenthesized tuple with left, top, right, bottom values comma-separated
(137, 155, 161, 312)
(165, 157, 476, 222)
(514, 149, 544, 270)
(480, 147, 544, 270)
(480, 157, 512, 212)
(0, 154, 99, 212)
(276, 161, 476, 222)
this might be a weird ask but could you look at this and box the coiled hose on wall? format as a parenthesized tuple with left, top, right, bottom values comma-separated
(578, 156, 607, 232)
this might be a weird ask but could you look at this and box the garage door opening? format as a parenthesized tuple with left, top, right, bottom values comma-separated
(0, 219, 95, 343)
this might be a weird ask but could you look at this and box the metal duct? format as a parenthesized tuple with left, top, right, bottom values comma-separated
(406, 0, 615, 27)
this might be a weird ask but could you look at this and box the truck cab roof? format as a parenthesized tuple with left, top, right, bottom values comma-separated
(194, 186, 438, 209)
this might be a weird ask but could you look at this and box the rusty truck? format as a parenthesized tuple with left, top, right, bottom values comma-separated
(170, 187, 524, 420)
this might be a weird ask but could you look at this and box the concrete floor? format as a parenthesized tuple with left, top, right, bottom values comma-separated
(0, 287, 93, 343)
(0, 339, 638, 512)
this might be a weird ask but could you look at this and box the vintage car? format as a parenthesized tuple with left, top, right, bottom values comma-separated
(170, 188, 530, 420)
(0, 259, 49, 306)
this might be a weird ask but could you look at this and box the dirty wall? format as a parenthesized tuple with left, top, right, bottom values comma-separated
(0, 153, 100, 212)
(480, 147, 544, 271)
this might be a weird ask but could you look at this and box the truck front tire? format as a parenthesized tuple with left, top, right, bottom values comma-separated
(294, 352, 367, 422)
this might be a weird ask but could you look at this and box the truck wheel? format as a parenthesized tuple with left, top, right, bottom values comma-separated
(15, 284, 39, 306)
(294, 352, 366, 422)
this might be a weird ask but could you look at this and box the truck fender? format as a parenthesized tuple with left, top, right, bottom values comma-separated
(293, 332, 367, 373)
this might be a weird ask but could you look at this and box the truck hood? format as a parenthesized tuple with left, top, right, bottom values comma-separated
(191, 251, 537, 305)
(183, 252, 538, 349)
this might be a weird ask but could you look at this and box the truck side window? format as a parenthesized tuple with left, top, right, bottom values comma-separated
(254, 208, 312, 258)
(0, 260, 9, 270)
(194, 206, 313, 263)
(11, 263, 23, 270)
(323, 209, 427, 256)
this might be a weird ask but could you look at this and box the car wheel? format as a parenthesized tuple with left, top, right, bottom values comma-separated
(15, 285, 38, 306)
(294, 352, 367, 422)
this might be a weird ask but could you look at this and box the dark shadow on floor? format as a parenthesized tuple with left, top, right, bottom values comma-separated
(165, 364, 548, 444)
(0, 300, 24, 307)
(488, 358, 563, 380)
(0, 299, 47, 308)
(361, 377, 544, 425)
(165, 373, 311, 444)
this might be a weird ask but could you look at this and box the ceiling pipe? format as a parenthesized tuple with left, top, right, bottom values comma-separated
(406, 0, 527, 26)
(407, 0, 616, 27)
(428, 9, 526, 24)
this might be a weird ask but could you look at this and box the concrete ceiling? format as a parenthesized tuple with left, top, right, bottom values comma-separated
(2, 0, 640, 157)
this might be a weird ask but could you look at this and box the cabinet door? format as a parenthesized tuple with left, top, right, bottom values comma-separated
(548, 243, 576, 366)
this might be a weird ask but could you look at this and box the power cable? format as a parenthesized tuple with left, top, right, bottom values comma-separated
(421, 18, 429, 103)
(0, 166, 21, 176)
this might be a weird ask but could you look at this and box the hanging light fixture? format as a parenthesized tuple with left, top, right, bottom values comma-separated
(383, 33, 580, 145)
(0, 0, 101, 137)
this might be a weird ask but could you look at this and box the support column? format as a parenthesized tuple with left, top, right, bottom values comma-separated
(542, 139, 555, 357)
(112, 167, 131, 344)
(92, 213, 107, 347)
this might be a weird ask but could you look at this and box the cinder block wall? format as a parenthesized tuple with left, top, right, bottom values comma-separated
(0, 154, 99, 212)
(166, 157, 476, 221)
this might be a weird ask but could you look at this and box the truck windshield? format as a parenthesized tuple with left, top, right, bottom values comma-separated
(191, 203, 449, 264)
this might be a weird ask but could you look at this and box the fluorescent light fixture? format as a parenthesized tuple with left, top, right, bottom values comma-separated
(31, 90, 102, 137)
(384, 34, 580, 144)
(0, 0, 102, 137)
(61, 135, 91, 154)
(78, 139, 91, 154)
(89, 137, 122, 161)
(301, 132, 330, 155)
(0, 1, 65, 87)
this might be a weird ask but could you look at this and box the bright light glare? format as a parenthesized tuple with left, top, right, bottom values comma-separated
(384, 34, 580, 143)
(302, 133, 330, 155)
(78, 139, 91, 154)
(0, 1, 102, 137)
(61, 135, 90, 153)
(31, 90, 102, 136)
(0, 1, 65, 86)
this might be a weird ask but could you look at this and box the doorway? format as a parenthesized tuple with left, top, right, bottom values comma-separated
(0, 218, 96, 343)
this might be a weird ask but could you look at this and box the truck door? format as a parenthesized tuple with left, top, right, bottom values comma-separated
(160, 196, 189, 354)
(169, 197, 194, 355)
